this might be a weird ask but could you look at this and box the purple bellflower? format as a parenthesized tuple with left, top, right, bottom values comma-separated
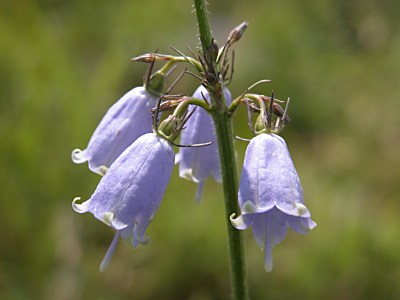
(231, 133, 316, 272)
(177, 85, 232, 200)
(73, 133, 175, 271)
(72, 86, 158, 175)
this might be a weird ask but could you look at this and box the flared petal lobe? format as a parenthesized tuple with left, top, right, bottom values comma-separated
(73, 133, 175, 248)
(231, 133, 316, 271)
(72, 87, 158, 175)
(178, 85, 231, 199)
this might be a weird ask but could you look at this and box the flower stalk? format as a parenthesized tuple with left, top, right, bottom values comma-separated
(212, 110, 248, 300)
(194, 0, 249, 299)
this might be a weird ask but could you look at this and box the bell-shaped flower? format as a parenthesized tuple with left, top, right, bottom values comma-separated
(72, 86, 158, 175)
(72, 133, 175, 271)
(231, 133, 316, 272)
(177, 85, 232, 200)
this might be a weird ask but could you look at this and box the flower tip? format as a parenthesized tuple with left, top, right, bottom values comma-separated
(99, 263, 107, 273)
(90, 165, 108, 176)
(295, 203, 310, 217)
(195, 182, 205, 203)
(230, 214, 248, 230)
(72, 197, 89, 213)
(71, 149, 88, 164)
(309, 220, 317, 230)
(179, 168, 199, 183)
(264, 242, 274, 272)
(99, 232, 120, 272)
(264, 260, 273, 272)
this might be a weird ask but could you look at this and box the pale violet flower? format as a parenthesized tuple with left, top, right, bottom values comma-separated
(72, 86, 158, 175)
(73, 133, 175, 271)
(177, 85, 232, 200)
(231, 133, 316, 272)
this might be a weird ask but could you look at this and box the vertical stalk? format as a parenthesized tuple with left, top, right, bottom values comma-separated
(212, 111, 248, 300)
(193, 0, 248, 299)
(193, 0, 213, 53)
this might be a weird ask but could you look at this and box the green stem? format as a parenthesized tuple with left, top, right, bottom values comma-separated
(172, 97, 211, 117)
(212, 111, 249, 300)
(160, 56, 203, 74)
(194, 0, 213, 54)
(194, 0, 248, 299)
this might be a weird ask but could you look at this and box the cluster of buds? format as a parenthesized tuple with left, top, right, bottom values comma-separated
(72, 22, 315, 272)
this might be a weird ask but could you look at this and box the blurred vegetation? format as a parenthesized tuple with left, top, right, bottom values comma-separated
(1, 0, 400, 299)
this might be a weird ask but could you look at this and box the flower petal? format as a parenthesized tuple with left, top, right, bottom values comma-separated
(72, 197, 90, 213)
(236, 133, 316, 271)
(71, 149, 88, 164)
(72, 87, 158, 174)
(287, 215, 317, 234)
(73, 133, 175, 250)
(230, 213, 250, 230)
(238, 134, 307, 216)
(178, 85, 232, 185)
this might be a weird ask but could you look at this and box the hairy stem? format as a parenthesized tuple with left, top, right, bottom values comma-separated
(193, 0, 248, 299)
(194, 0, 213, 54)
(212, 110, 248, 300)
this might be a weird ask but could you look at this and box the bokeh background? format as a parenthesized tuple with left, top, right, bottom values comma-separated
(1, 0, 399, 299)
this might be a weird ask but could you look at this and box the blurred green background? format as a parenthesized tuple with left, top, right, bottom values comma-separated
(1, 0, 399, 299)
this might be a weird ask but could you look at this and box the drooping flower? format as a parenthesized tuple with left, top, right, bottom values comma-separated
(177, 85, 232, 200)
(72, 133, 175, 271)
(231, 133, 316, 272)
(72, 86, 158, 175)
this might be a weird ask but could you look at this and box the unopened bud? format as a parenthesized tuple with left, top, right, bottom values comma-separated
(228, 21, 249, 43)
(148, 72, 165, 95)
(254, 114, 267, 134)
(158, 115, 179, 139)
